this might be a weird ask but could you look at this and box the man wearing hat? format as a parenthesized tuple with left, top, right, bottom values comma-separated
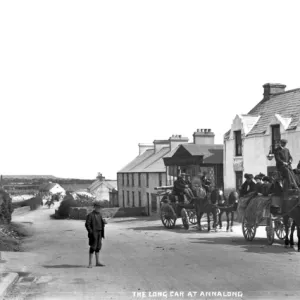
(274, 139, 295, 189)
(85, 201, 106, 268)
(173, 173, 194, 202)
(201, 171, 212, 194)
(261, 176, 273, 196)
(254, 173, 266, 196)
(239, 173, 256, 197)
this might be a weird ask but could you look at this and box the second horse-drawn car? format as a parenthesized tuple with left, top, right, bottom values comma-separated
(156, 185, 197, 230)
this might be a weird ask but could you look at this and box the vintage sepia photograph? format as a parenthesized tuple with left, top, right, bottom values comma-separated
(1, 1, 300, 299)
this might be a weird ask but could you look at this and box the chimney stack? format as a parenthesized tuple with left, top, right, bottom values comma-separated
(169, 135, 189, 150)
(97, 172, 105, 181)
(153, 139, 170, 153)
(263, 83, 286, 101)
(193, 128, 215, 145)
(138, 143, 154, 155)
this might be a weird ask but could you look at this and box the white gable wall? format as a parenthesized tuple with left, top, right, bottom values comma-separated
(224, 118, 300, 195)
(49, 184, 65, 195)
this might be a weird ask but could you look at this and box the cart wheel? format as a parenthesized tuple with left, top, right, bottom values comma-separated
(266, 218, 275, 245)
(242, 217, 256, 241)
(181, 208, 189, 230)
(160, 204, 176, 229)
(188, 210, 197, 225)
(274, 219, 286, 240)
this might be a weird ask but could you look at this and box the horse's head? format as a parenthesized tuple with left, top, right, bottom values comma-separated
(228, 190, 239, 205)
(210, 188, 225, 205)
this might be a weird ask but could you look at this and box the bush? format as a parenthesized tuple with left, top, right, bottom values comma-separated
(27, 196, 42, 211)
(0, 189, 14, 224)
(57, 194, 81, 218)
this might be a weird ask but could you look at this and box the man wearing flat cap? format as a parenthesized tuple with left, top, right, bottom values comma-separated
(85, 201, 106, 268)
(239, 173, 256, 197)
(274, 139, 296, 189)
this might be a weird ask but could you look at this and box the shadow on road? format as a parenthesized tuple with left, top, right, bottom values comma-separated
(129, 224, 216, 234)
(43, 264, 86, 269)
(188, 236, 298, 254)
(111, 217, 160, 223)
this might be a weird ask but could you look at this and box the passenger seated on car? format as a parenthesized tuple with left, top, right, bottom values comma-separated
(254, 173, 266, 196)
(239, 174, 256, 197)
(262, 176, 272, 196)
(173, 174, 194, 202)
(201, 171, 212, 194)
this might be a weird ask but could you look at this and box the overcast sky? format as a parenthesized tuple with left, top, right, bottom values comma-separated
(1, 1, 300, 179)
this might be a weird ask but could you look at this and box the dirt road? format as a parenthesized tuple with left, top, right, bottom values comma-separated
(3, 207, 300, 300)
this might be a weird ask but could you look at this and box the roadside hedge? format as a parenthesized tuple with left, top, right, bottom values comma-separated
(0, 189, 14, 224)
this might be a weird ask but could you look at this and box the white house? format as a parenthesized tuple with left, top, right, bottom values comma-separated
(39, 183, 65, 195)
(88, 173, 117, 202)
(224, 83, 300, 194)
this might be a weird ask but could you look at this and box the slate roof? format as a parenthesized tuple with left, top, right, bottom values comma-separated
(164, 144, 223, 164)
(118, 149, 154, 173)
(225, 88, 300, 139)
(133, 147, 170, 172)
(39, 183, 59, 192)
(118, 147, 170, 173)
(88, 180, 118, 192)
(60, 183, 91, 192)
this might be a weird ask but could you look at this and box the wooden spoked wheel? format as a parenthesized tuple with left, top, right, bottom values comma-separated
(242, 217, 256, 241)
(188, 210, 197, 225)
(266, 218, 275, 245)
(181, 208, 189, 230)
(160, 204, 177, 229)
(274, 219, 286, 240)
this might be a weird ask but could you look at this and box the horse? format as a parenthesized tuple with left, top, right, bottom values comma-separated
(271, 170, 300, 251)
(193, 187, 220, 232)
(218, 190, 239, 232)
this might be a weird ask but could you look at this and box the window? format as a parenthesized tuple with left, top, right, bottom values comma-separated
(132, 191, 135, 207)
(122, 174, 124, 186)
(235, 171, 243, 190)
(127, 173, 130, 186)
(122, 190, 125, 207)
(271, 125, 281, 153)
(146, 173, 149, 187)
(138, 191, 142, 207)
(159, 173, 162, 187)
(132, 174, 134, 186)
(138, 173, 141, 187)
(234, 131, 242, 156)
(127, 191, 130, 205)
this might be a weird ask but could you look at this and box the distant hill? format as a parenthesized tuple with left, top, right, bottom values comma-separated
(2, 175, 58, 179)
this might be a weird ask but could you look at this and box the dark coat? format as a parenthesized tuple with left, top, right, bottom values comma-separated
(85, 211, 105, 239)
(173, 178, 186, 194)
(240, 180, 256, 197)
(201, 177, 211, 193)
(255, 182, 263, 194)
(275, 146, 293, 168)
(261, 183, 272, 196)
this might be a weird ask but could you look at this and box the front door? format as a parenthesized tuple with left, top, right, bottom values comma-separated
(235, 171, 243, 190)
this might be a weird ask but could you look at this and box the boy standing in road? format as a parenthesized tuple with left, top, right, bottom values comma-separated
(85, 201, 106, 268)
